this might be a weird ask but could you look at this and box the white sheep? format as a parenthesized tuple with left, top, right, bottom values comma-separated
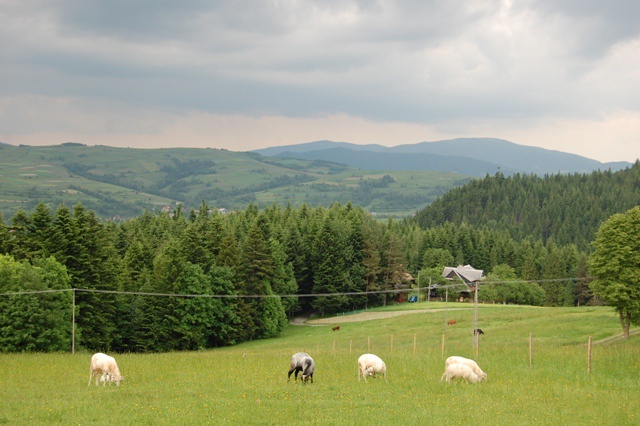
(288, 352, 315, 383)
(445, 356, 487, 381)
(357, 354, 386, 382)
(88, 353, 124, 387)
(440, 362, 482, 383)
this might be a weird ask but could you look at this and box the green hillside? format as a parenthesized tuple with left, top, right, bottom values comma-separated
(412, 163, 640, 250)
(0, 143, 469, 220)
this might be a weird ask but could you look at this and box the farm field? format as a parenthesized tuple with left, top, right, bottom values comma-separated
(1, 303, 638, 425)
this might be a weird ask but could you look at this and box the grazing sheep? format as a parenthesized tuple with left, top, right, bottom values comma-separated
(88, 353, 124, 387)
(332, 325, 341, 331)
(473, 328, 484, 335)
(440, 363, 482, 383)
(447, 319, 457, 325)
(445, 356, 487, 381)
(358, 354, 387, 382)
(288, 352, 315, 383)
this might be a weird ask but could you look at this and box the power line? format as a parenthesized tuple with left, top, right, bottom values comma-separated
(0, 276, 591, 298)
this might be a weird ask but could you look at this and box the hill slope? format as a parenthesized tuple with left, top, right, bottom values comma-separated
(0, 143, 469, 220)
(412, 162, 640, 250)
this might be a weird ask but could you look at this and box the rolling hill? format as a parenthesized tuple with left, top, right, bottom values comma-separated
(0, 143, 469, 220)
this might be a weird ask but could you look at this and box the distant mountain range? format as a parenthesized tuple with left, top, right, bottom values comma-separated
(253, 138, 632, 177)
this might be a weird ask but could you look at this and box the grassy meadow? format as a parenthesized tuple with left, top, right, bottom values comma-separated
(1, 303, 638, 425)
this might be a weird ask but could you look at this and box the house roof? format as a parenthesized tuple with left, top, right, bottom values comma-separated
(442, 265, 484, 285)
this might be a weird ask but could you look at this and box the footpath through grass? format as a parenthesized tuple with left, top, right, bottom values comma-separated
(0, 304, 638, 425)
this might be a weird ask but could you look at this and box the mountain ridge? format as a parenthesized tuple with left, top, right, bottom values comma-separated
(253, 138, 632, 176)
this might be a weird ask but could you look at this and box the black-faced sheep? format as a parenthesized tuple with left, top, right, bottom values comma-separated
(288, 352, 315, 383)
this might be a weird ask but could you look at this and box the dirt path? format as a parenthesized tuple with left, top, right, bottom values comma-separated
(593, 327, 640, 344)
(292, 307, 471, 325)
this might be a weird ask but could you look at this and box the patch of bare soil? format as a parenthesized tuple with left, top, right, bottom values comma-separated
(290, 317, 309, 325)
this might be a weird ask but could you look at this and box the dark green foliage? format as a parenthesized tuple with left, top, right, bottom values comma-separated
(479, 264, 544, 306)
(413, 163, 640, 251)
(589, 206, 640, 338)
(0, 255, 72, 352)
(66, 204, 120, 351)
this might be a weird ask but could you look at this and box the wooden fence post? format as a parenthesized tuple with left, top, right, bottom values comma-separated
(529, 332, 533, 368)
(441, 334, 445, 357)
(588, 336, 593, 374)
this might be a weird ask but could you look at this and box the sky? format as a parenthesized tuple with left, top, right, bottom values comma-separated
(1, 0, 639, 163)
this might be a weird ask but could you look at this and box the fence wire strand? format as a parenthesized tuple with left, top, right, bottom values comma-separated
(0, 276, 590, 298)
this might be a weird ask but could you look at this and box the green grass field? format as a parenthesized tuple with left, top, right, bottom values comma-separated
(1, 303, 638, 425)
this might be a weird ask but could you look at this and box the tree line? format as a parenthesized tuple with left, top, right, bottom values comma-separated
(1, 194, 597, 353)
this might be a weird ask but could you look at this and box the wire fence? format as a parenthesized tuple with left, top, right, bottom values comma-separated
(0, 277, 591, 354)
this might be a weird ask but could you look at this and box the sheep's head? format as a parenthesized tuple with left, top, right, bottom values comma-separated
(301, 374, 312, 383)
(365, 367, 376, 377)
(112, 375, 124, 386)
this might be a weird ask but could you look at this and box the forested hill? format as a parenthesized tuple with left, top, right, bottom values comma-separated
(412, 161, 640, 251)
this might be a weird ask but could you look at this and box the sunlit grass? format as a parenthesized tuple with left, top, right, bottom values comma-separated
(0, 305, 637, 424)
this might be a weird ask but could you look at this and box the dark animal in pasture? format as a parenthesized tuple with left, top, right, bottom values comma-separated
(473, 328, 484, 335)
(447, 319, 457, 326)
(332, 325, 340, 331)
(288, 352, 315, 383)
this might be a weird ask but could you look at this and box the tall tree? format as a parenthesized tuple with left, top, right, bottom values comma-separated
(589, 206, 640, 338)
(68, 204, 120, 351)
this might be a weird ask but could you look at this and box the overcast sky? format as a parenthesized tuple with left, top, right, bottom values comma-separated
(1, 0, 639, 162)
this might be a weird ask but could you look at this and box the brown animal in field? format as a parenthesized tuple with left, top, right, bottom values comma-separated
(332, 325, 340, 331)
(447, 319, 457, 326)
